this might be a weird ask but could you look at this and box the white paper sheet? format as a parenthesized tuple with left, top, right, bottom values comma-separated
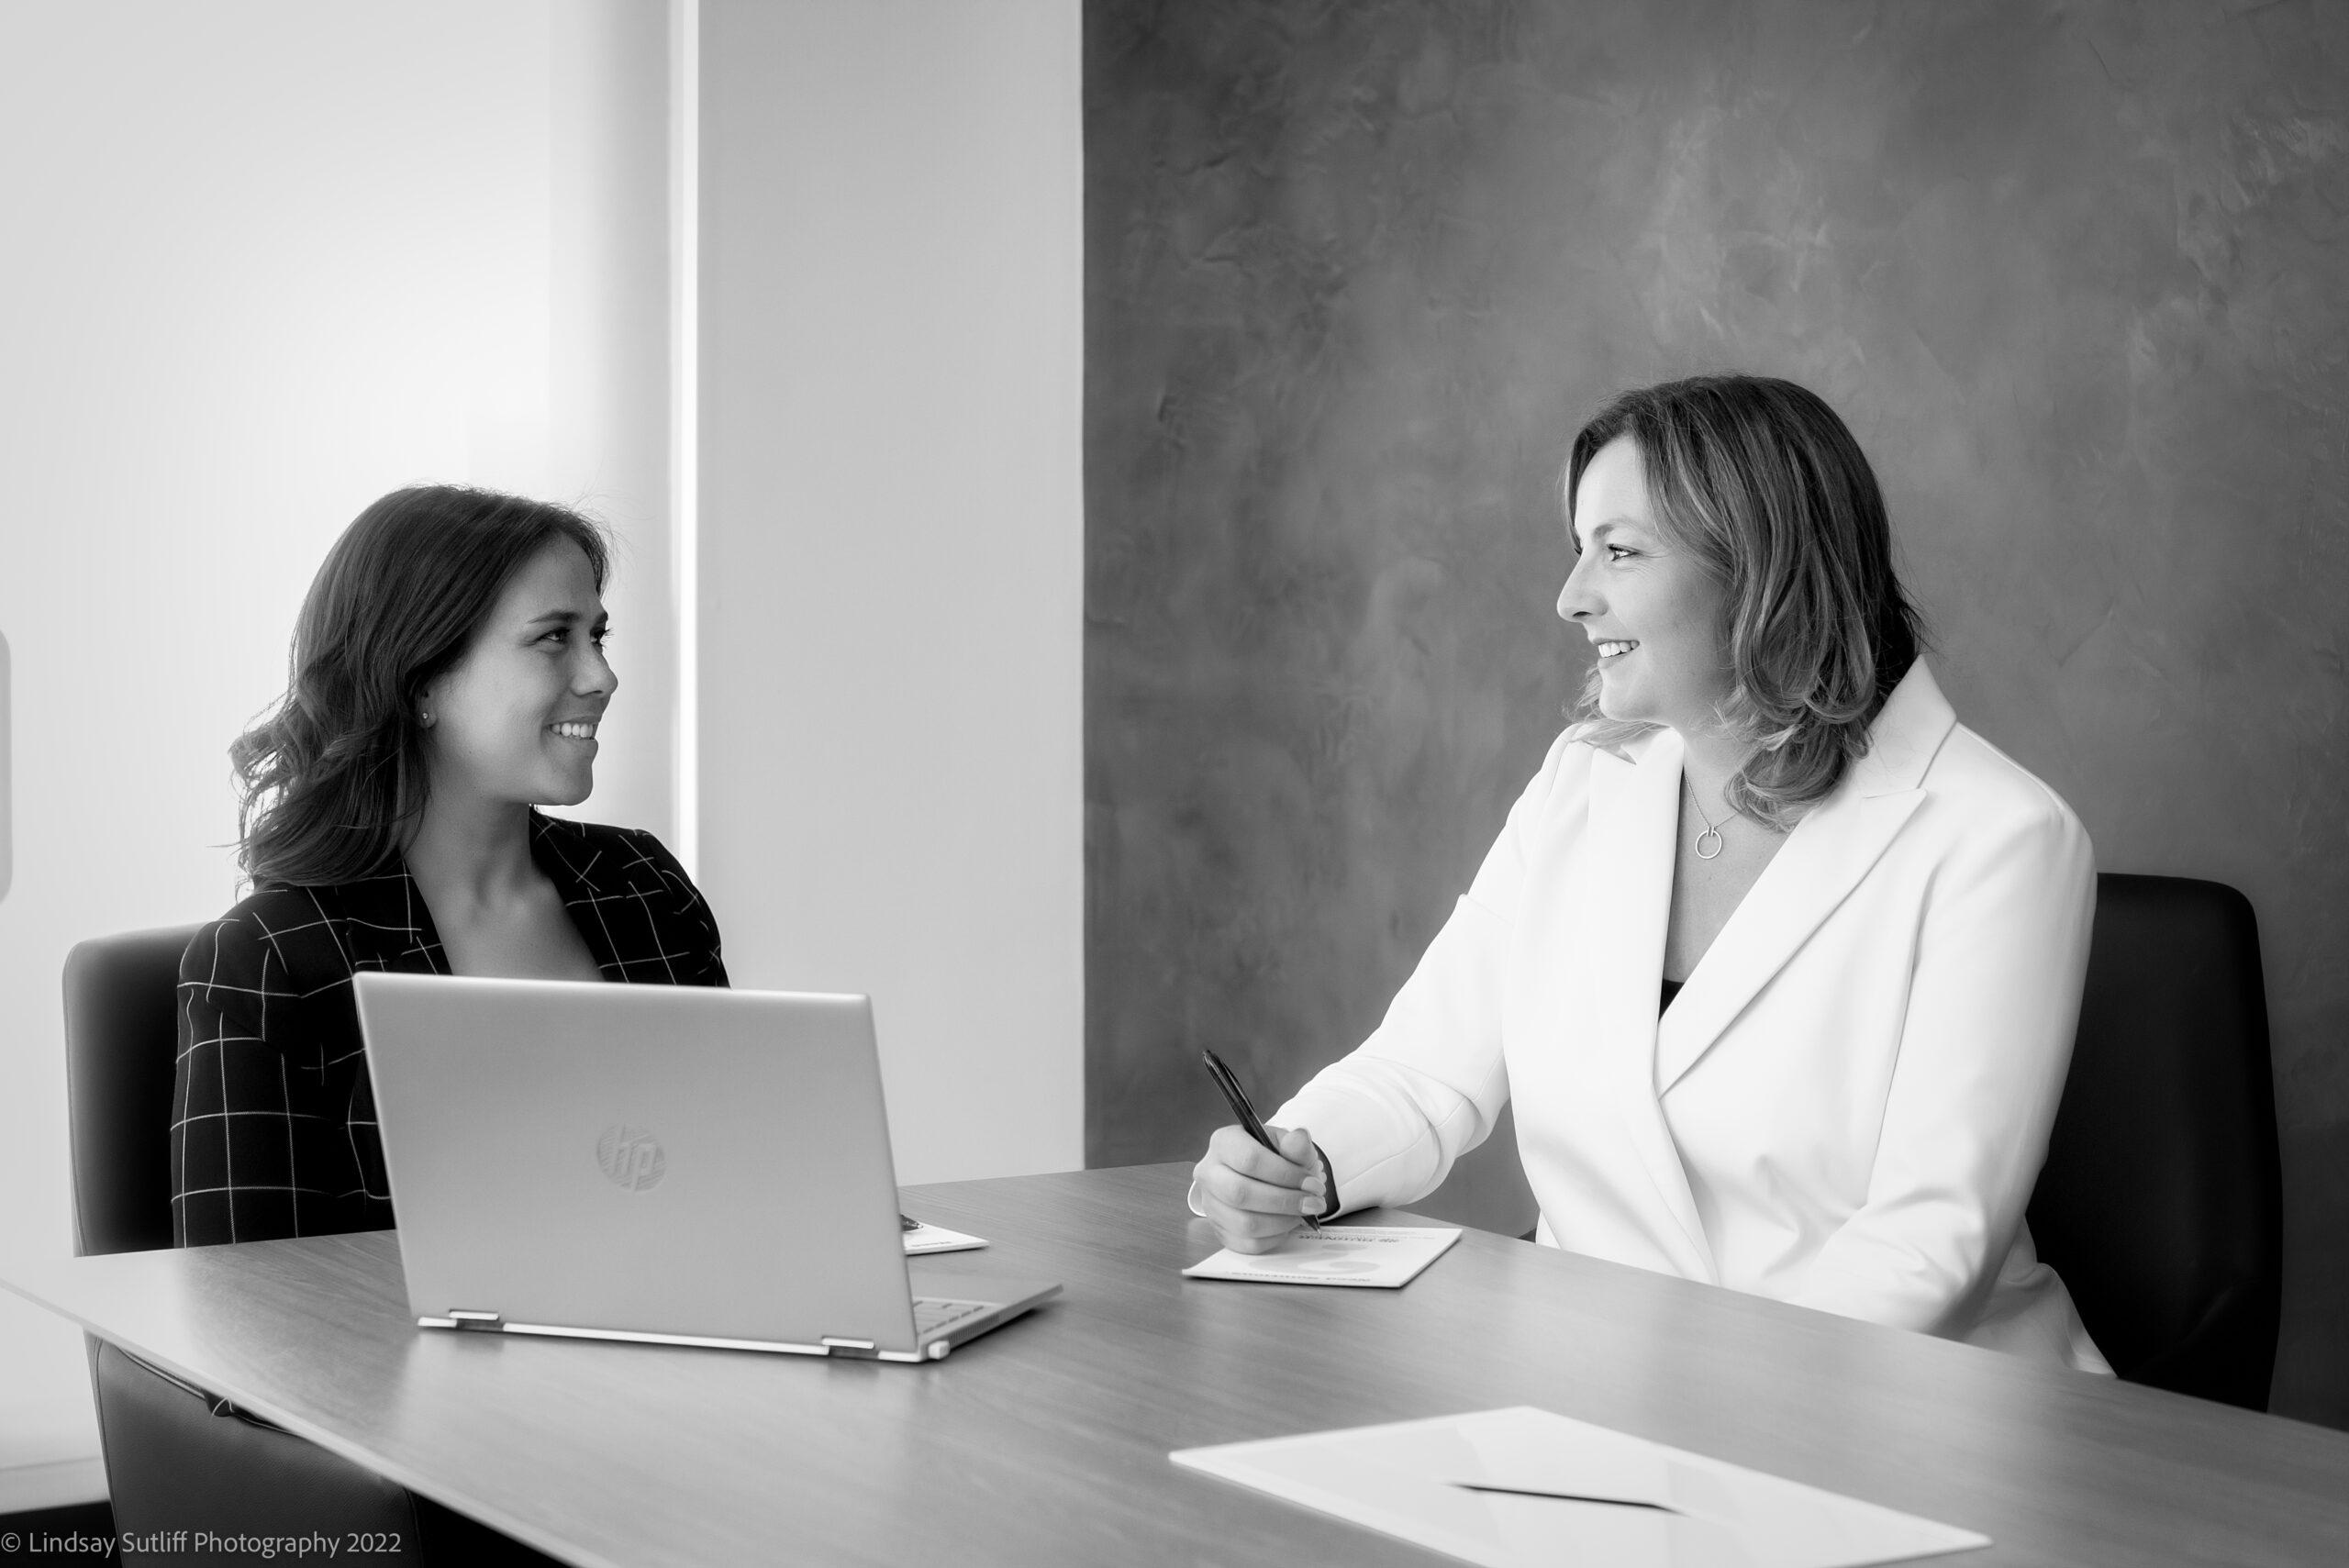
(1172, 1407, 1989, 1568)
(1181, 1225, 1462, 1287)
(901, 1221, 987, 1255)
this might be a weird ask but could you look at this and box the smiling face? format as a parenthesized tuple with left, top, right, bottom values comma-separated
(418, 538, 614, 811)
(1556, 435, 1734, 734)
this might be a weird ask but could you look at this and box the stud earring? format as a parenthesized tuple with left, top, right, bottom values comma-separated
(419, 710, 435, 728)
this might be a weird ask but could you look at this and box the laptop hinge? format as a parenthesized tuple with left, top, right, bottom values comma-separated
(446, 1310, 505, 1331)
(820, 1336, 878, 1358)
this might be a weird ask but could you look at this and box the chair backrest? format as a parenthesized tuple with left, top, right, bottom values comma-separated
(2026, 874, 2281, 1410)
(63, 924, 204, 1257)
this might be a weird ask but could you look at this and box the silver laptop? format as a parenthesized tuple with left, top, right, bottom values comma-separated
(353, 973, 1059, 1362)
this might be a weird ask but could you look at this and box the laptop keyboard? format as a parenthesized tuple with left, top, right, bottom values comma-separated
(913, 1296, 995, 1339)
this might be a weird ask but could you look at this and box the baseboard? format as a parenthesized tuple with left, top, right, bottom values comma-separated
(0, 1456, 107, 1514)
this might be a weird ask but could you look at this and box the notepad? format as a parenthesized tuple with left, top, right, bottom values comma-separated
(901, 1221, 987, 1255)
(1172, 1407, 1989, 1568)
(1181, 1225, 1462, 1287)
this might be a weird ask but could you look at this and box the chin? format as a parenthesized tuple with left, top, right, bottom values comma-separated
(539, 773, 596, 809)
(1596, 693, 1661, 728)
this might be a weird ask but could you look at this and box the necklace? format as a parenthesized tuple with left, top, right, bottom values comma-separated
(1684, 776, 1731, 862)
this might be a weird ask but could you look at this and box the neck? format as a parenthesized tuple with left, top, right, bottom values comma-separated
(1672, 719, 1752, 810)
(402, 787, 539, 913)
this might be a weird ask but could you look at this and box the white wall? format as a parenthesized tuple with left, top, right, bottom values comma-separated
(0, 0, 672, 1501)
(696, 0, 1085, 1184)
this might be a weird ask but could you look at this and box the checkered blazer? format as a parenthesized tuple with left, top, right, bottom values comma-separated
(171, 814, 728, 1247)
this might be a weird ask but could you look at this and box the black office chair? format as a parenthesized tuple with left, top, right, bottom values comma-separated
(2026, 874, 2283, 1410)
(63, 928, 443, 1566)
(64, 926, 203, 1258)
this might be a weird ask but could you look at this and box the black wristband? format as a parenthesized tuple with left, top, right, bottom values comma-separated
(1312, 1143, 1341, 1220)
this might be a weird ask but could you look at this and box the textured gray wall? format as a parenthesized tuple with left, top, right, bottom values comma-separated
(1084, 0, 2349, 1422)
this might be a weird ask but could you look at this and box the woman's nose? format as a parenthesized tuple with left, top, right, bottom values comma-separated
(1555, 554, 1598, 621)
(579, 645, 618, 697)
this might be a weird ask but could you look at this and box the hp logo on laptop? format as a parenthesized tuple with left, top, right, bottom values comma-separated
(596, 1125, 667, 1192)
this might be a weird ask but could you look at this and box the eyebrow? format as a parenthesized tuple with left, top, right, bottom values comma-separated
(521, 607, 607, 628)
(1572, 517, 1639, 552)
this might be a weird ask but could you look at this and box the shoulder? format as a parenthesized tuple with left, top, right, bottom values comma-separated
(532, 816, 726, 984)
(1895, 723, 2096, 924)
(1504, 722, 1646, 834)
(1854, 661, 2087, 858)
(1464, 726, 1624, 884)
(1524, 726, 1611, 809)
(1921, 723, 2088, 848)
(531, 814, 696, 889)
(180, 882, 366, 1003)
(530, 817, 714, 928)
(182, 884, 338, 973)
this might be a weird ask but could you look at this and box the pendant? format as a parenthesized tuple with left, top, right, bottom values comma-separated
(1694, 827, 1724, 861)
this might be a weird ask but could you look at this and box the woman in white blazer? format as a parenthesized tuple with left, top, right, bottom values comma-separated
(1191, 374, 2108, 1373)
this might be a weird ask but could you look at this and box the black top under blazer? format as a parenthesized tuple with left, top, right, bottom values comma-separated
(171, 815, 728, 1248)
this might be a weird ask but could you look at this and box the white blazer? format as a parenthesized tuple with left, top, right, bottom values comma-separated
(1272, 662, 2110, 1373)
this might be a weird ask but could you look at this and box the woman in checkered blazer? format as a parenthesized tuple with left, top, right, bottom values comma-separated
(172, 486, 729, 1249)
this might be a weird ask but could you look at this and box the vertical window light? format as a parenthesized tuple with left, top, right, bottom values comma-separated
(672, 0, 701, 877)
(0, 628, 11, 902)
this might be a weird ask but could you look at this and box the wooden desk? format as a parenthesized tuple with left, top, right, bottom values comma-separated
(6, 1163, 2347, 1567)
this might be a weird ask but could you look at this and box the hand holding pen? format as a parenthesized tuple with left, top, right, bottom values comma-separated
(1193, 1049, 1330, 1253)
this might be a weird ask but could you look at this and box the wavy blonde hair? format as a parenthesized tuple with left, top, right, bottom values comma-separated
(1563, 375, 1923, 829)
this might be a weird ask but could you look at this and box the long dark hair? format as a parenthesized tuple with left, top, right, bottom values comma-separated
(232, 485, 610, 887)
(1563, 374, 1924, 828)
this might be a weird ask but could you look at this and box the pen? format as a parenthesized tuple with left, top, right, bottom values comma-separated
(1201, 1048, 1322, 1235)
(1449, 1484, 1679, 1513)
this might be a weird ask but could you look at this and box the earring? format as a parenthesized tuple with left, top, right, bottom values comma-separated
(419, 710, 435, 728)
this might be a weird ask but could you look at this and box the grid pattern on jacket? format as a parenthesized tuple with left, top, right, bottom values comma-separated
(171, 816, 728, 1247)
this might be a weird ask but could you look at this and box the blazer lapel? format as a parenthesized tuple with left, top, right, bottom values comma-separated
(1654, 662, 1958, 1095)
(1579, 728, 1715, 1279)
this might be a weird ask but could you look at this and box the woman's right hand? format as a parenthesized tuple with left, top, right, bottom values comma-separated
(1191, 1123, 1327, 1254)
